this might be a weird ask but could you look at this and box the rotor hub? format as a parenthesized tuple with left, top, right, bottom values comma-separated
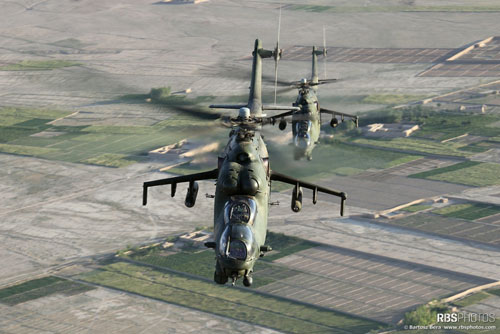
(238, 107, 251, 120)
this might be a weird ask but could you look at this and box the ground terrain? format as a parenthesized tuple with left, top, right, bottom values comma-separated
(1, 0, 500, 333)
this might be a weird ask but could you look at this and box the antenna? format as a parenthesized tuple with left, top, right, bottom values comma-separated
(323, 25, 327, 80)
(273, 5, 282, 105)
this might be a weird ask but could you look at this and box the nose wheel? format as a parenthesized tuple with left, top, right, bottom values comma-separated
(243, 275, 253, 287)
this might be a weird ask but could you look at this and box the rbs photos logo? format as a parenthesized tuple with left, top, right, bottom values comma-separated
(405, 313, 497, 331)
(437, 312, 496, 323)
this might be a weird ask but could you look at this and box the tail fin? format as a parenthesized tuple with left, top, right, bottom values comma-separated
(211, 39, 289, 116)
(248, 39, 277, 116)
(248, 39, 264, 116)
(311, 46, 326, 86)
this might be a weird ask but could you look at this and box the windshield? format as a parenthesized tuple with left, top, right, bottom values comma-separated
(224, 197, 257, 225)
(294, 132, 311, 148)
(296, 120, 311, 135)
(218, 224, 255, 261)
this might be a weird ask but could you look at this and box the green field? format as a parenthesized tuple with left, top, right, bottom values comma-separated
(81, 261, 383, 334)
(410, 161, 500, 187)
(261, 232, 317, 262)
(390, 213, 500, 244)
(401, 204, 433, 213)
(353, 108, 500, 150)
(0, 107, 71, 127)
(0, 60, 81, 71)
(433, 203, 500, 220)
(0, 106, 205, 167)
(81, 153, 137, 168)
(458, 141, 493, 153)
(0, 276, 94, 306)
(121, 232, 318, 288)
(352, 137, 471, 157)
(452, 291, 491, 308)
(413, 114, 500, 141)
(268, 141, 421, 183)
(361, 94, 429, 105)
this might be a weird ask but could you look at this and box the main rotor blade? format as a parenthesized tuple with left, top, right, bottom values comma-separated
(276, 85, 297, 94)
(219, 66, 294, 87)
(318, 78, 338, 84)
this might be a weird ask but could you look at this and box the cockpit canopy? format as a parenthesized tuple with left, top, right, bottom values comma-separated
(219, 197, 258, 261)
(219, 223, 255, 261)
(224, 197, 257, 225)
(296, 120, 312, 135)
(294, 121, 312, 148)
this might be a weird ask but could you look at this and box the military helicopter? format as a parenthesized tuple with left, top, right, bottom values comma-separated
(270, 45, 360, 161)
(142, 39, 347, 287)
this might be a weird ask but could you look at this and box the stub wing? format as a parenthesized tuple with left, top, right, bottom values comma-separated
(320, 107, 359, 127)
(270, 171, 347, 216)
(266, 110, 296, 123)
(143, 168, 218, 205)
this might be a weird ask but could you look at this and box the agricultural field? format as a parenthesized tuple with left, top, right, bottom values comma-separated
(80, 261, 383, 334)
(352, 137, 471, 157)
(387, 211, 500, 246)
(342, 107, 500, 159)
(119, 232, 317, 288)
(0, 276, 94, 306)
(452, 291, 492, 308)
(400, 204, 433, 213)
(409, 161, 500, 187)
(0, 106, 211, 167)
(2, 0, 500, 332)
(411, 113, 500, 141)
(0, 60, 81, 71)
(113, 230, 492, 325)
(432, 202, 500, 221)
(361, 94, 430, 105)
(268, 141, 420, 181)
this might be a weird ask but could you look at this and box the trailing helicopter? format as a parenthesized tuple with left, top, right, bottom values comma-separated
(270, 45, 360, 161)
(142, 39, 348, 287)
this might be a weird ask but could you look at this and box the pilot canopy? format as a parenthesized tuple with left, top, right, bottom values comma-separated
(219, 222, 256, 261)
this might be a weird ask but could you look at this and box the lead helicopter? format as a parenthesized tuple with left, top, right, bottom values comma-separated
(270, 43, 360, 161)
(142, 39, 348, 287)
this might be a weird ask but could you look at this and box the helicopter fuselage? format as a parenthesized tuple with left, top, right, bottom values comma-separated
(292, 88, 321, 160)
(213, 126, 270, 283)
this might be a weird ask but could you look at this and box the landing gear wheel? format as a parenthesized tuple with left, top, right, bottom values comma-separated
(243, 276, 253, 287)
